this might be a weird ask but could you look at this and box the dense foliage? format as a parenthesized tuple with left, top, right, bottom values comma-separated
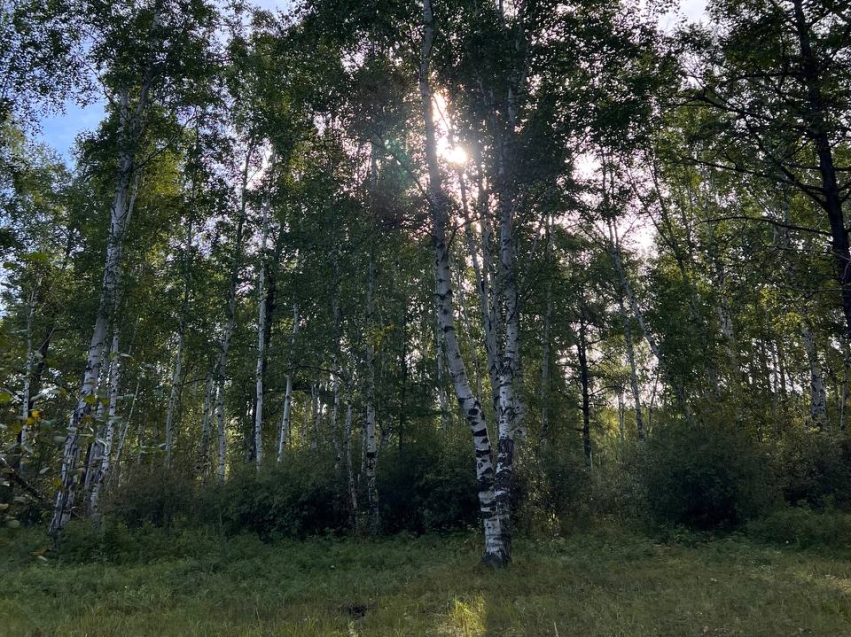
(3, 0, 851, 563)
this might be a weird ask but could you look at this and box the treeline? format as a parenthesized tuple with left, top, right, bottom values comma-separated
(2, 0, 851, 563)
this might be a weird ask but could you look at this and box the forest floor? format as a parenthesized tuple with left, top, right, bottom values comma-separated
(1, 527, 850, 637)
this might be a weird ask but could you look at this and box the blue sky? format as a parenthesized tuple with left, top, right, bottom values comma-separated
(36, 0, 706, 163)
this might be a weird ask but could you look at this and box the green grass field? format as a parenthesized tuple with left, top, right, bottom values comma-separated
(1, 528, 850, 636)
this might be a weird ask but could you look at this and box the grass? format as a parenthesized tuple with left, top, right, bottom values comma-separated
(1, 526, 851, 636)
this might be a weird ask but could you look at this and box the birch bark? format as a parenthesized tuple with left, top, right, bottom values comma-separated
(277, 304, 299, 463)
(89, 330, 121, 514)
(214, 142, 256, 482)
(254, 197, 271, 469)
(419, 0, 506, 565)
(802, 324, 828, 429)
(51, 76, 151, 534)
(365, 252, 380, 535)
(18, 287, 36, 476)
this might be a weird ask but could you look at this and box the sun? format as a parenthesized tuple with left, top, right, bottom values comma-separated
(442, 145, 469, 166)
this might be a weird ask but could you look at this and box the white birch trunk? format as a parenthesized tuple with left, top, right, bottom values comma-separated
(459, 172, 500, 405)
(111, 375, 140, 488)
(19, 287, 36, 474)
(436, 300, 449, 431)
(254, 199, 271, 469)
(802, 325, 828, 429)
(164, 332, 184, 469)
(277, 303, 299, 463)
(214, 143, 255, 482)
(51, 79, 149, 534)
(420, 0, 506, 564)
(196, 372, 214, 481)
(344, 391, 357, 528)
(608, 223, 694, 427)
(365, 254, 380, 534)
(89, 330, 121, 514)
(165, 218, 193, 469)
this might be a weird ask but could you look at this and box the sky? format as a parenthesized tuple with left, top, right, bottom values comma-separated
(35, 0, 707, 163)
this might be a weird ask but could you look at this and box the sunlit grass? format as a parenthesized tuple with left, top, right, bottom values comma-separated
(1, 528, 850, 636)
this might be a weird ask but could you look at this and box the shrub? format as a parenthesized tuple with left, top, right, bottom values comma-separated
(639, 423, 777, 530)
(747, 505, 851, 548)
(101, 468, 197, 529)
(198, 451, 349, 540)
(377, 426, 479, 534)
(774, 431, 851, 511)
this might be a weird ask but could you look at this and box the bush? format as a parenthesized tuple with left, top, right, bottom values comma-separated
(377, 426, 479, 534)
(56, 519, 219, 564)
(774, 431, 851, 511)
(102, 468, 198, 529)
(640, 423, 777, 530)
(198, 451, 349, 540)
(747, 505, 851, 548)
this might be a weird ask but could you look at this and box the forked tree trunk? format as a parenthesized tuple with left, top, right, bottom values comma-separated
(419, 0, 506, 565)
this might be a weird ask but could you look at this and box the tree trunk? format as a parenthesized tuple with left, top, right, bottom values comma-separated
(277, 303, 299, 463)
(420, 0, 506, 565)
(802, 324, 828, 429)
(196, 372, 214, 481)
(577, 321, 593, 468)
(89, 330, 121, 515)
(214, 143, 255, 483)
(792, 0, 851, 337)
(254, 198, 271, 469)
(344, 390, 358, 529)
(365, 252, 380, 535)
(18, 287, 37, 476)
(112, 375, 140, 488)
(51, 79, 149, 534)
(164, 332, 184, 469)
(608, 223, 693, 427)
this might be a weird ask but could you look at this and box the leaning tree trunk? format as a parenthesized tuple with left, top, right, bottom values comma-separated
(419, 0, 506, 565)
(791, 0, 851, 338)
(89, 329, 121, 515)
(50, 80, 149, 535)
